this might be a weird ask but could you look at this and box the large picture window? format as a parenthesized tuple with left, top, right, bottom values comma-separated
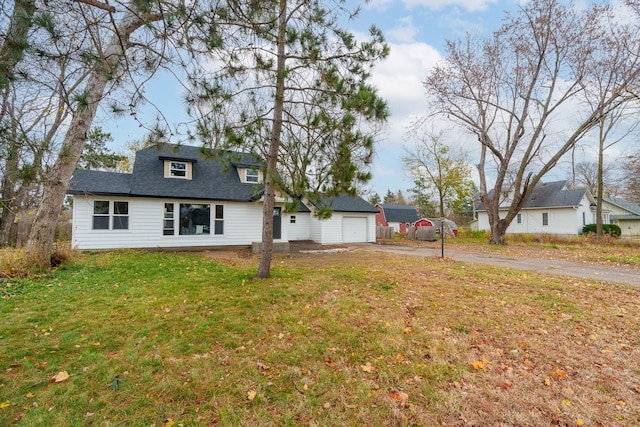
(93, 201, 128, 230)
(179, 204, 210, 235)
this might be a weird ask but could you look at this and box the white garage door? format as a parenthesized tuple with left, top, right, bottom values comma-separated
(342, 217, 367, 243)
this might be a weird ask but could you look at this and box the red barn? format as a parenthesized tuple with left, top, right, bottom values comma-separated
(375, 204, 418, 233)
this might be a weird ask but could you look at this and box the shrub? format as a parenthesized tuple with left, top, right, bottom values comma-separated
(582, 223, 621, 237)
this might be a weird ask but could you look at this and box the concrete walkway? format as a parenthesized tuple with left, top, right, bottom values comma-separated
(360, 244, 640, 287)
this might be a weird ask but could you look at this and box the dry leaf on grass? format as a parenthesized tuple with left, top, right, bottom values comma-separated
(390, 390, 409, 404)
(247, 390, 257, 401)
(52, 371, 70, 383)
(360, 362, 375, 373)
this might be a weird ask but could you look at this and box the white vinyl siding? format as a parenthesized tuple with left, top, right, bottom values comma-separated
(477, 205, 590, 235)
(72, 196, 264, 250)
(309, 213, 375, 244)
(287, 212, 310, 240)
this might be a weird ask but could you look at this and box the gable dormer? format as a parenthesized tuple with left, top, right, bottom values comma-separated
(235, 165, 263, 184)
(160, 156, 197, 180)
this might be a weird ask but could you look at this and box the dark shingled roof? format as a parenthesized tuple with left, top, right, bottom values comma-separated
(69, 170, 132, 196)
(476, 180, 588, 211)
(312, 194, 378, 213)
(378, 204, 419, 222)
(69, 144, 264, 202)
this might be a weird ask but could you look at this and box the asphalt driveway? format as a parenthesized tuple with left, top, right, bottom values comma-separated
(360, 244, 640, 287)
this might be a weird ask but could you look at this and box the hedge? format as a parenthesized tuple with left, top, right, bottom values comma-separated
(582, 223, 621, 237)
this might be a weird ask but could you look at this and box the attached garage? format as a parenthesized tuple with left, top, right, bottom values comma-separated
(342, 216, 368, 242)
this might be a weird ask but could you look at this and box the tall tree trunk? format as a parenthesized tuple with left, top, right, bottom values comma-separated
(25, 10, 148, 268)
(0, 141, 20, 246)
(257, 0, 287, 279)
(596, 126, 604, 236)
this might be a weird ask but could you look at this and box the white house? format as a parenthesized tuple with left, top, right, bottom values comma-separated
(475, 180, 601, 235)
(68, 144, 377, 250)
(604, 197, 640, 236)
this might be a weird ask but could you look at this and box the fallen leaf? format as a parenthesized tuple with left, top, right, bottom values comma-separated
(25, 392, 34, 398)
(256, 362, 270, 370)
(390, 390, 409, 403)
(360, 362, 375, 373)
(0, 401, 10, 409)
(52, 371, 70, 383)
(562, 399, 574, 407)
(471, 360, 487, 372)
(575, 420, 584, 426)
(325, 358, 336, 368)
(396, 354, 404, 363)
(247, 390, 257, 401)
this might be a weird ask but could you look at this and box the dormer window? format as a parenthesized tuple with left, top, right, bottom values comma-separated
(163, 159, 193, 179)
(171, 161, 187, 177)
(246, 168, 260, 183)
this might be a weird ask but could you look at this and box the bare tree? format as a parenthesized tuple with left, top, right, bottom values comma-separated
(621, 152, 640, 204)
(403, 131, 474, 218)
(23, 1, 194, 267)
(424, 0, 640, 244)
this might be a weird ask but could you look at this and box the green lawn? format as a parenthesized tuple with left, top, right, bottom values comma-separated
(1, 249, 639, 426)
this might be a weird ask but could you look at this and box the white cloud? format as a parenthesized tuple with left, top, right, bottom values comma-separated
(401, 0, 499, 12)
(370, 41, 441, 123)
(386, 16, 421, 43)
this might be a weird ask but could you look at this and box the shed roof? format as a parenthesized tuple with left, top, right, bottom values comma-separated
(377, 204, 419, 222)
(312, 195, 378, 213)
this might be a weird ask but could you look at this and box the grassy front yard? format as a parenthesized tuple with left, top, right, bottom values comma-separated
(1, 248, 639, 426)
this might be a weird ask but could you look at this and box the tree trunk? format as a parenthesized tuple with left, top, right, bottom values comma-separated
(596, 131, 604, 236)
(488, 219, 508, 245)
(25, 10, 146, 268)
(0, 143, 20, 246)
(256, 0, 287, 279)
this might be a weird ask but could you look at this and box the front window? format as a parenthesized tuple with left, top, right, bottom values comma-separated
(93, 201, 110, 230)
(517, 213, 522, 224)
(113, 202, 129, 229)
(93, 201, 128, 230)
(163, 203, 175, 235)
(290, 215, 296, 224)
(179, 204, 210, 235)
(542, 212, 549, 226)
(245, 168, 260, 183)
(214, 205, 224, 235)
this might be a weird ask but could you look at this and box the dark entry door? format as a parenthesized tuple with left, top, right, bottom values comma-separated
(273, 207, 282, 239)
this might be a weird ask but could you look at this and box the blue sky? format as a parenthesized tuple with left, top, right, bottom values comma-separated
(97, 0, 528, 198)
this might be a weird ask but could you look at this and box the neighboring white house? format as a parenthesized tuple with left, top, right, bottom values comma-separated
(475, 180, 602, 235)
(68, 144, 377, 250)
(604, 197, 640, 236)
